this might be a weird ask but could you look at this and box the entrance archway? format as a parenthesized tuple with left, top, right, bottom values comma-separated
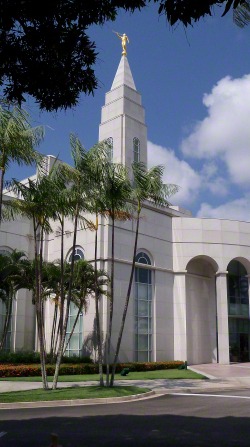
(186, 256, 218, 365)
(227, 259, 250, 362)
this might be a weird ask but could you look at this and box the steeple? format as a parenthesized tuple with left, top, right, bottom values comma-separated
(111, 55, 136, 90)
(99, 55, 147, 169)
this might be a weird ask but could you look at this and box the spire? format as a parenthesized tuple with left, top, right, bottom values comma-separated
(111, 55, 136, 90)
(99, 54, 147, 169)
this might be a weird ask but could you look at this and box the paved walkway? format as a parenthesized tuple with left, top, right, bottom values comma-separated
(1, 363, 250, 408)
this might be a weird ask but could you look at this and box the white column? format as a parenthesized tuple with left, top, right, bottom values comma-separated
(173, 271, 187, 361)
(216, 271, 230, 364)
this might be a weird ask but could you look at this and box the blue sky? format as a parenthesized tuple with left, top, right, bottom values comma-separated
(7, 4, 250, 220)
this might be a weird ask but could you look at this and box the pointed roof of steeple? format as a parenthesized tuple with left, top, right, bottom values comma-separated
(111, 55, 136, 90)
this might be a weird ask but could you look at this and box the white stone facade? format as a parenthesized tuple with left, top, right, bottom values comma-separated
(1, 55, 250, 365)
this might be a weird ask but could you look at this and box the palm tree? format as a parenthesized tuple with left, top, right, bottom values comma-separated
(0, 106, 44, 222)
(40, 163, 74, 361)
(4, 166, 61, 389)
(101, 161, 132, 386)
(110, 162, 179, 386)
(0, 250, 27, 351)
(85, 142, 132, 386)
(86, 141, 113, 387)
(52, 135, 95, 389)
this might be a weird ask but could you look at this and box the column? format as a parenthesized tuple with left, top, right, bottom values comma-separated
(173, 271, 187, 361)
(216, 271, 230, 364)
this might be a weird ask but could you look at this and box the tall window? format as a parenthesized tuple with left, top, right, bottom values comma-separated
(135, 252, 152, 362)
(106, 137, 113, 162)
(0, 301, 11, 351)
(227, 260, 250, 362)
(65, 302, 83, 357)
(227, 260, 248, 317)
(66, 246, 84, 356)
(0, 249, 12, 351)
(133, 138, 140, 163)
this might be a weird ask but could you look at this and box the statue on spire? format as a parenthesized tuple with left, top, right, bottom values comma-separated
(113, 32, 129, 56)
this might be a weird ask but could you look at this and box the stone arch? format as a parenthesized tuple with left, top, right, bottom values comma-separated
(186, 255, 218, 365)
(186, 255, 219, 275)
(136, 249, 154, 266)
(227, 257, 250, 275)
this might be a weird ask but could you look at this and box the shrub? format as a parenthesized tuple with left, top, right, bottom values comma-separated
(0, 360, 184, 377)
(0, 363, 99, 378)
(61, 355, 93, 364)
(0, 351, 40, 364)
(0, 351, 92, 365)
(113, 361, 184, 373)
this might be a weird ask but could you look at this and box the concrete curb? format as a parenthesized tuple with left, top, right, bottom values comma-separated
(153, 385, 250, 395)
(0, 390, 156, 410)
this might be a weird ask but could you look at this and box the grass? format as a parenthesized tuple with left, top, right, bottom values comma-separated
(0, 369, 205, 382)
(0, 385, 150, 403)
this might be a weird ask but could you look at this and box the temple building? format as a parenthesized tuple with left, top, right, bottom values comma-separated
(1, 51, 250, 365)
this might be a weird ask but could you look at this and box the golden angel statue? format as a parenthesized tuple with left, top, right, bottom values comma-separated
(114, 32, 129, 56)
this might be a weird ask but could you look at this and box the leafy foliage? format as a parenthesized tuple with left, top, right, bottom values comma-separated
(233, 0, 250, 26)
(0, 0, 246, 111)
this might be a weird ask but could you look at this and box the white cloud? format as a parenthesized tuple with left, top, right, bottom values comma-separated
(147, 141, 201, 205)
(197, 196, 250, 221)
(181, 74, 250, 186)
(201, 162, 228, 196)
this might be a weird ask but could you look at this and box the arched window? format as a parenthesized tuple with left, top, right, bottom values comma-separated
(68, 247, 84, 263)
(106, 137, 113, 162)
(0, 248, 11, 256)
(133, 138, 140, 163)
(135, 251, 152, 362)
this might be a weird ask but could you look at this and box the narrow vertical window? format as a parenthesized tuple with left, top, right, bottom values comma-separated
(65, 302, 83, 357)
(134, 252, 152, 362)
(106, 137, 113, 162)
(0, 250, 12, 351)
(66, 246, 84, 356)
(133, 138, 140, 163)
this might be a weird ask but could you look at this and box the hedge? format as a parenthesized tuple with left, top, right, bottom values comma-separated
(0, 361, 184, 378)
(0, 351, 92, 365)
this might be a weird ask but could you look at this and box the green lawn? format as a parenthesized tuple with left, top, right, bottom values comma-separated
(0, 385, 150, 403)
(0, 369, 205, 382)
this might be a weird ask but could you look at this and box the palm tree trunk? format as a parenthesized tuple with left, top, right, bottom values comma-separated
(34, 220, 48, 390)
(106, 213, 115, 387)
(94, 214, 104, 387)
(59, 216, 65, 342)
(52, 216, 64, 360)
(110, 207, 141, 386)
(39, 228, 47, 353)
(0, 151, 5, 224)
(52, 207, 78, 390)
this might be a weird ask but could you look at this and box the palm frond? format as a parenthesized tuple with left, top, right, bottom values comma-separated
(233, 0, 250, 26)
